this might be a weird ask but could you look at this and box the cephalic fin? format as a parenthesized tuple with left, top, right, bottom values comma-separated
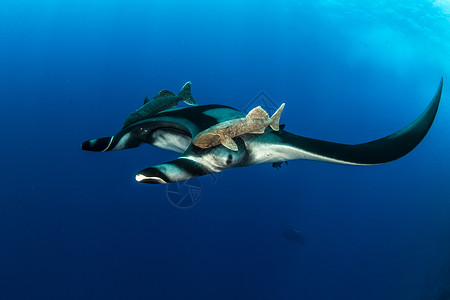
(220, 135, 238, 151)
(136, 157, 215, 184)
(246, 106, 269, 119)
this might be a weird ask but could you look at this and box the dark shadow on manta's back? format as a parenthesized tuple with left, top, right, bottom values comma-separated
(282, 229, 305, 246)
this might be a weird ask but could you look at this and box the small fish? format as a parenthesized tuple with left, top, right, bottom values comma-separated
(192, 103, 285, 151)
(122, 81, 197, 129)
(272, 161, 288, 169)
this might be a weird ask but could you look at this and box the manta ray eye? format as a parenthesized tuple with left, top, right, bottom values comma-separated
(226, 154, 233, 165)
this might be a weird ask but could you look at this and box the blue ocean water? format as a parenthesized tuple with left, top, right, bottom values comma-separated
(0, 0, 449, 299)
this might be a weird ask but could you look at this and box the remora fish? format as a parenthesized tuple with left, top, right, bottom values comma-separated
(122, 81, 197, 129)
(192, 103, 285, 151)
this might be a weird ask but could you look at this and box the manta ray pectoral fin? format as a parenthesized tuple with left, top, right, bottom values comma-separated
(135, 157, 215, 184)
(270, 78, 444, 165)
(220, 135, 238, 151)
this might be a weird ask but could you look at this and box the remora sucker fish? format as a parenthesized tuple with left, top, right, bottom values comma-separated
(122, 81, 197, 129)
(192, 103, 285, 151)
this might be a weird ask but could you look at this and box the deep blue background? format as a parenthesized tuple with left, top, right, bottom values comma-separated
(1, 1, 449, 299)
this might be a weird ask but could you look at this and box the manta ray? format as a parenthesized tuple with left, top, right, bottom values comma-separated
(81, 78, 443, 184)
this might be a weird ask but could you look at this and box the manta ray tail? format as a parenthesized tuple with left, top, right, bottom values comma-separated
(135, 157, 214, 184)
(178, 81, 197, 106)
(269, 103, 285, 131)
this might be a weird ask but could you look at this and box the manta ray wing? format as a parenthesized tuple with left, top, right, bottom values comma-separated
(244, 78, 443, 166)
(81, 105, 244, 152)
